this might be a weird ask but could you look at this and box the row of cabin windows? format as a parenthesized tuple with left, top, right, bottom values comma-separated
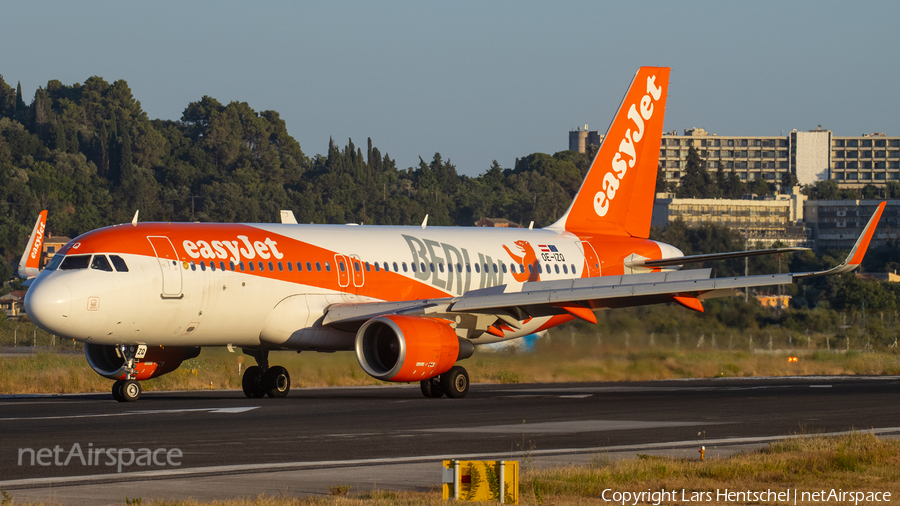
(188, 259, 579, 276)
(50, 253, 579, 277)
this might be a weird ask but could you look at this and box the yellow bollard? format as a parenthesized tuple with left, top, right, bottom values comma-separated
(699, 446, 706, 460)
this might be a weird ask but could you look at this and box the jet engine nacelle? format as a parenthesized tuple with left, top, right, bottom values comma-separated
(84, 343, 201, 380)
(355, 315, 474, 382)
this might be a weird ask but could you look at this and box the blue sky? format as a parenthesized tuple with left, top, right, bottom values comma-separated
(2, 1, 899, 176)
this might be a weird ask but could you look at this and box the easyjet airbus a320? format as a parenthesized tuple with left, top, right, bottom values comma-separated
(25, 67, 885, 402)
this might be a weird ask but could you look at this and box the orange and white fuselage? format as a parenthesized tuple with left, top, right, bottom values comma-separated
(26, 221, 680, 349)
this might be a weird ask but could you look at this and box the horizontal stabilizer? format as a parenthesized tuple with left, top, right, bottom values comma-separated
(626, 247, 810, 269)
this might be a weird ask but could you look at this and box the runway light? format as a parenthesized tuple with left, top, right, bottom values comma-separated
(788, 356, 798, 363)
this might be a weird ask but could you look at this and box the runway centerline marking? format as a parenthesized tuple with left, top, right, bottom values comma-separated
(417, 419, 718, 434)
(0, 406, 259, 421)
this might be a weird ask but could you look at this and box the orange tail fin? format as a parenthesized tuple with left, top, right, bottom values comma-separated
(18, 210, 47, 279)
(550, 67, 670, 238)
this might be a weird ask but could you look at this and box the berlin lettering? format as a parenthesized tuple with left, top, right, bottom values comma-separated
(403, 235, 504, 295)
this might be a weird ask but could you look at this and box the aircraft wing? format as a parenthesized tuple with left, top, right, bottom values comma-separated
(323, 202, 885, 332)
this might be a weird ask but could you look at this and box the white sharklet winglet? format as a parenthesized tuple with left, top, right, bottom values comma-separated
(794, 201, 886, 279)
(627, 247, 811, 269)
(280, 210, 298, 224)
(131, 210, 139, 227)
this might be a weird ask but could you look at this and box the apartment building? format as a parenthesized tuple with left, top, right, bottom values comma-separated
(651, 188, 808, 248)
(570, 127, 900, 190)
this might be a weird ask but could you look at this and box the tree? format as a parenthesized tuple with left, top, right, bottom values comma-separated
(676, 147, 716, 198)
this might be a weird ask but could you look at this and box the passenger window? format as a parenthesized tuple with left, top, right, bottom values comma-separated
(410, 263, 416, 273)
(220, 261, 226, 271)
(571, 264, 577, 275)
(475, 264, 480, 273)
(60, 255, 91, 270)
(456, 263, 462, 272)
(200, 262, 206, 272)
(502, 264, 508, 273)
(91, 255, 114, 272)
(420, 262, 426, 272)
(563, 264, 568, 274)
(286, 262, 291, 272)
(339, 261, 346, 272)
(402, 262, 408, 272)
(190, 261, 196, 271)
(249, 262, 255, 272)
(209, 261, 216, 272)
(354, 262, 360, 272)
(270, 261, 275, 272)
(295, 261, 302, 272)
(466, 264, 471, 273)
(492, 264, 498, 273)
(307, 262, 313, 272)
(429, 263, 434, 272)
(383, 262, 389, 271)
(519, 263, 524, 273)
(528, 264, 533, 274)
(109, 255, 129, 272)
(239, 262, 245, 272)
(325, 262, 331, 272)
(258, 261, 265, 271)
(438, 263, 444, 273)
(392, 262, 398, 272)
(315, 262, 321, 272)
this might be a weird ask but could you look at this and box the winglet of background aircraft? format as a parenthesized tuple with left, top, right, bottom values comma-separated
(280, 210, 298, 224)
(794, 201, 886, 279)
(17, 210, 47, 279)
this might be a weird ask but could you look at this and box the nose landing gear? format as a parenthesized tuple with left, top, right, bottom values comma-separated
(241, 349, 291, 399)
(112, 345, 144, 402)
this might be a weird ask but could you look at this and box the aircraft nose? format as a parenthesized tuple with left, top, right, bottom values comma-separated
(25, 276, 73, 337)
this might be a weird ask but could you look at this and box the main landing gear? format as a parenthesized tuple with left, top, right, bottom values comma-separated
(241, 349, 291, 398)
(420, 366, 470, 399)
(112, 345, 143, 402)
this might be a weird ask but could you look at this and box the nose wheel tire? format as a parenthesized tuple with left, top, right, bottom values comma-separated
(241, 365, 266, 398)
(263, 366, 291, 398)
(112, 380, 124, 402)
(420, 377, 444, 398)
(440, 366, 470, 398)
(115, 379, 142, 402)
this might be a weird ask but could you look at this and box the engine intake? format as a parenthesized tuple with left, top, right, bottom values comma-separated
(355, 315, 474, 382)
(84, 343, 200, 380)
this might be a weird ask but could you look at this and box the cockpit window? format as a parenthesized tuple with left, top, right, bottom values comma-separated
(45, 253, 65, 271)
(90, 255, 114, 272)
(109, 255, 129, 272)
(59, 255, 91, 270)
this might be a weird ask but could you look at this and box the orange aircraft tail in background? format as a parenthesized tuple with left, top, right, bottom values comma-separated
(550, 66, 669, 238)
(17, 210, 47, 279)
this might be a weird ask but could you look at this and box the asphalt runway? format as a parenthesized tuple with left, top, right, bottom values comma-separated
(3, 376, 900, 504)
